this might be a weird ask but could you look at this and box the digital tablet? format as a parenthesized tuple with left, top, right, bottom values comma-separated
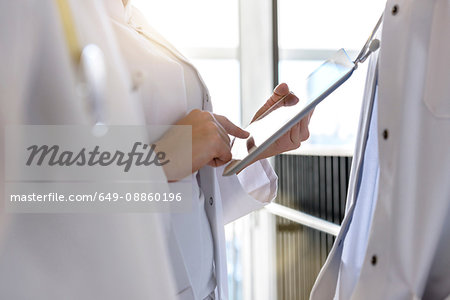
(223, 49, 356, 176)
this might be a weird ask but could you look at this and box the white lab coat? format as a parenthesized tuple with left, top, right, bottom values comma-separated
(0, 0, 175, 299)
(311, 0, 450, 299)
(105, 2, 278, 299)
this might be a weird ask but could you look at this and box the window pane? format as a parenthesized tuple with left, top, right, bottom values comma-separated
(133, 0, 239, 49)
(279, 59, 369, 150)
(278, 0, 385, 51)
(192, 59, 241, 126)
(226, 223, 244, 300)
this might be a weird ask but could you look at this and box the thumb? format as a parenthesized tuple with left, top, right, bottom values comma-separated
(213, 114, 250, 139)
(273, 82, 290, 98)
(252, 83, 298, 122)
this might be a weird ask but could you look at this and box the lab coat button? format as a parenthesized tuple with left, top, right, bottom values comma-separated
(382, 129, 389, 140)
(391, 5, 399, 15)
(371, 255, 377, 266)
(132, 70, 145, 91)
(209, 197, 214, 205)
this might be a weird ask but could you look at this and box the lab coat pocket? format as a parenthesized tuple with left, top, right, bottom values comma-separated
(422, 1, 450, 119)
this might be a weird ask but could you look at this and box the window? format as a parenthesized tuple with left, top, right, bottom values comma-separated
(277, 0, 385, 154)
(132, 0, 241, 125)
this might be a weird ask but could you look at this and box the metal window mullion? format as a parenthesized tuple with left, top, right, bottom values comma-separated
(266, 203, 341, 237)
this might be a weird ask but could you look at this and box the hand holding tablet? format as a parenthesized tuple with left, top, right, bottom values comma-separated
(243, 84, 313, 164)
(223, 49, 356, 176)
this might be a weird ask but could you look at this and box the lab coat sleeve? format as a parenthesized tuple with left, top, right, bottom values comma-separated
(215, 159, 278, 224)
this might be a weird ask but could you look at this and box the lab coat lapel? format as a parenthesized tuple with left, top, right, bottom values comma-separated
(310, 53, 380, 299)
(346, 59, 379, 211)
(126, 8, 213, 111)
(167, 220, 197, 299)
(199, 166, 228, 300)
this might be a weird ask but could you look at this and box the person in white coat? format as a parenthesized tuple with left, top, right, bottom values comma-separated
(311, 0, 450, 299)
(105, 1, 312, 299)
(0, 0, 177, 299)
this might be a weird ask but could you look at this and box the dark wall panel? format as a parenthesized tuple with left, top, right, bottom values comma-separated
(274, 154, 352, 300)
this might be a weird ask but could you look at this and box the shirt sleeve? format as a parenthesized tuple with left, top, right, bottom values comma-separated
(215, 159, 278, 224)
